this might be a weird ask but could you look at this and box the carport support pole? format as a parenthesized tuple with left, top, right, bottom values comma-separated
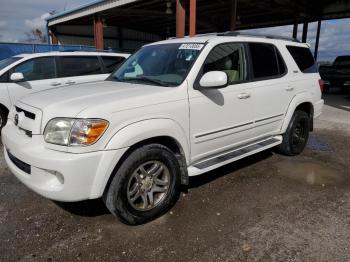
(176, 0, 186, 38)
(51, 31, 58, 45)
(292, 21, 298, 39)
(302, 22, 308, 43)
(94, 14, 104, 50)
(314, 20, 322, 61)
(230, 0, 238, 31)
(189, 0, 197, 37)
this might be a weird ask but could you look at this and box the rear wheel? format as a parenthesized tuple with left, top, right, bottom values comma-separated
(277, 110, 310, 156)
(103, 144, 181, 225)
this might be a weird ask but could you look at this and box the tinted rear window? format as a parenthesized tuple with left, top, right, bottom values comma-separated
(286, 46, 317, 73)
(102, 56, 126, 73)
(249, 43, 286, 78)
(59, 56, 102, 77)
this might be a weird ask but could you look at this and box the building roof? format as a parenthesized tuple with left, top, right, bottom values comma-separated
(47, 0, 139, 27)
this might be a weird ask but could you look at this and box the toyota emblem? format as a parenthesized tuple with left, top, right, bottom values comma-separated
(14, 114, 19, 126)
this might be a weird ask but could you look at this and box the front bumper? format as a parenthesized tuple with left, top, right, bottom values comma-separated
(2, 122, 127, 202)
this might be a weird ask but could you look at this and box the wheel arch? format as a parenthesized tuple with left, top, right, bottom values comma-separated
(90, 118, 190, 198)
(0, 103, 9, 115)
(103, 135, 189, 197)
(0, 103, 9, 127)
(281, 93, 314, 133)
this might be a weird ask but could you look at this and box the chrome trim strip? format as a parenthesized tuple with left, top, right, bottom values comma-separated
(255, 113, 284, 123)
(195, 121, 254, 138)
(194, 113, 284, 139)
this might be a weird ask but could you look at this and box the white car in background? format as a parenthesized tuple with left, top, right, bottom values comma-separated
(0, 51, 130, 129)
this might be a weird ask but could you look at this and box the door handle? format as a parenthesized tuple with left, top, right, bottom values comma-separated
(285, 87, 294, 91)
(50, 82, 61, 86)
(66, 80, 76, 85)
(237, 93, 251, 99)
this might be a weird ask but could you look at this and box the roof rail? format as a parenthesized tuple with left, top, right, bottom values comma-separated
(167, 32, 218, 40)
(217, 31, 300, 43)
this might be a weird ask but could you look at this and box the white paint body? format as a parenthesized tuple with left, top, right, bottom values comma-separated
(2, 36, 324, 201)
(0, 51, 130, 112)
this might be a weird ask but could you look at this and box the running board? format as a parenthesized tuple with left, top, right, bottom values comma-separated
(188, 136, 282, 177)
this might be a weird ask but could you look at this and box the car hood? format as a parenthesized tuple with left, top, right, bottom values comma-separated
(19, 80, 184, 121)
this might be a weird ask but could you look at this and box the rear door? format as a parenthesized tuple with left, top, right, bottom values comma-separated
(57, 55, 107, 86)
(247, 42, 293, 137)
(6, 56, 60, 105)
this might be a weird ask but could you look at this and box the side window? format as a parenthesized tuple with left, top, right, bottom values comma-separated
(286, 46, 317, 73)
(14, 57, 56, 81)
(59, 56, 102, 77)
(249, 43, 283, 79)
(0, 72, 8, 83)
(203, 43, 247, 83)
(276, 50, 287, 75)
(102, 56, 126, 73)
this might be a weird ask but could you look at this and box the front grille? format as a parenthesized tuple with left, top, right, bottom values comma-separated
(15, 106, 36, 120)
(7, 150, 31, 174)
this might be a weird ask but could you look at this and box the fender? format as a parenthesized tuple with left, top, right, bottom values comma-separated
(105, 118, 190, 164)
(280, 92, 313, 133)
(89, 118, 190, 198)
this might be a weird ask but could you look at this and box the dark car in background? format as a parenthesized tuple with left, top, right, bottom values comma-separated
(319, 56, 350, 92)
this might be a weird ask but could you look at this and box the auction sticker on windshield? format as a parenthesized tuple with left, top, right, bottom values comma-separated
(179, 43, 204, 50)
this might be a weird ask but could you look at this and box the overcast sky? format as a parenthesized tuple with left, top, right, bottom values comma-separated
(0, 0, 349, 62)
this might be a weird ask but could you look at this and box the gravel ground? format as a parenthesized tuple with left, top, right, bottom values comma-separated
(0, 91, 349, 262)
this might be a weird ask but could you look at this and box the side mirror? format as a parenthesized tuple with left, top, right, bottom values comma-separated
(10, 72, 24, 82)
(199, 71, 228, 89)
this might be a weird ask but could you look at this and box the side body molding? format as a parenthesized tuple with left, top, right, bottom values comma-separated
(280, 92, 313, 133)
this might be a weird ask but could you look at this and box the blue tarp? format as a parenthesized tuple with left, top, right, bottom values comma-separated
(0, 43, 98, 60)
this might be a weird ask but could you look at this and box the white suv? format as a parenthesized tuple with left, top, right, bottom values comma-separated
(2, 33, 324, 225)
(0, 51, 130, 129)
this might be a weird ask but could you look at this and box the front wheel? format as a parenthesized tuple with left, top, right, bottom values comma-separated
(103, 144, 181, 225)
(277, 110, 310, 156)
(0, 109, 8, 132)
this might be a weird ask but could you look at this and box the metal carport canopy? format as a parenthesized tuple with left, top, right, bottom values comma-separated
(47, 0, 350, 34)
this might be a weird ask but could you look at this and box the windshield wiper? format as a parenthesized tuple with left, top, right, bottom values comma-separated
(122, 76, 170, 87)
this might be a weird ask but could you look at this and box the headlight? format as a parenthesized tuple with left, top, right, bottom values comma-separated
(44, 118, 109, 146)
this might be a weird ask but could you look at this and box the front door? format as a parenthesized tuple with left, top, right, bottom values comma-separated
(7, 56, 60, 106)
(188, 42, 256, 163)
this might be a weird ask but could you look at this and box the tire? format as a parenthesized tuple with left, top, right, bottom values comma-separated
(277, 110, 310, 156)
(0, 109, 7, 132)
(103, 144, 181, 225)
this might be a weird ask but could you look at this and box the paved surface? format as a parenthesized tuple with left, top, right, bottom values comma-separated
(1, 90, 350, 262)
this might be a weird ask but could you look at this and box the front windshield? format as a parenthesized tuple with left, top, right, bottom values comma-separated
(0, 57, 22, 71)
(112, 43, 204, 86)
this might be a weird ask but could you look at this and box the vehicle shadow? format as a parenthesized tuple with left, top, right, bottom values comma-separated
(53, 198, 110, 217)
(54, 150, 274, 217)
(187, 150, 273, 189)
